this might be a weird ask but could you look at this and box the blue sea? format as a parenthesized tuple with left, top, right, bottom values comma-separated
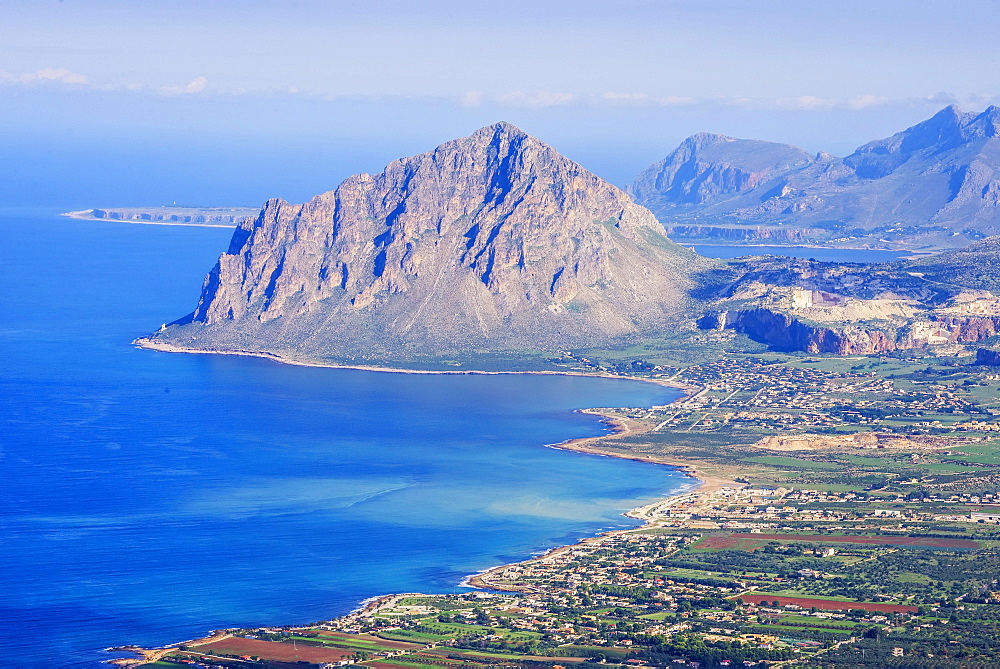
(0, 209, 692, 667)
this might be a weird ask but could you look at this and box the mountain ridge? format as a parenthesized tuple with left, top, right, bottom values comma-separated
(632, 105, 1000, 249)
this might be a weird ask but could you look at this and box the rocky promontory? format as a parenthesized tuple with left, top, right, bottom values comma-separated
(64, 206, 258, 226)
(142, 122, 713, 363)
(700, 308, 897, 355)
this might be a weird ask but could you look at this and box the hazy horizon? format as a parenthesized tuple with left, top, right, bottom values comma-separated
(3, 0, 998, 208)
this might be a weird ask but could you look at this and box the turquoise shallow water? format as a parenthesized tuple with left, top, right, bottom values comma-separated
(0, 210, 690, 666)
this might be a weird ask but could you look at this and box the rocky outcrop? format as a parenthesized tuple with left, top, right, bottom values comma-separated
(930, 315, 1000, 342)
(631, 133, 818, 211)
(634, 106, 1000, 249)
(86, 208, 256, 224)
(701, 307, 1000, 354)
(701, 308, 896, 354)
(146, 123, 711, 362)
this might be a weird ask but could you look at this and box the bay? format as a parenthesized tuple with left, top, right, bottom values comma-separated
(0, 210, 690, 666)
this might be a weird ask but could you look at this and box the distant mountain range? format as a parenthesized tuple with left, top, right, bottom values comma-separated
(632, 105, 1000, 250)
(142, 122, 710, 364)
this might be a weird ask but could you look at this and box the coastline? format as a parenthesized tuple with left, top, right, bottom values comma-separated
(456, 404, 741, 591)
(114, 339, 720, 667)
(62, 210, 238, 229)
(549, 408, 736, 495)
(133, 337, 699, 394)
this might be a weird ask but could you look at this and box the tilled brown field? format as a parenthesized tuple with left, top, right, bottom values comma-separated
(739, 594, 918, 613)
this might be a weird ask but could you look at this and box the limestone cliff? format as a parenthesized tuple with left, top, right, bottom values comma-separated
(631, 133, 821, 210)
(695, 247, 1000, 354)
(700, 308, 897, 355)
(145, 123, 710, 362)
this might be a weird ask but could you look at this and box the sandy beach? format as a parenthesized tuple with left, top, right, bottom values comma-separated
(464, 406, 742, 591)
(548, 407, 737, 494)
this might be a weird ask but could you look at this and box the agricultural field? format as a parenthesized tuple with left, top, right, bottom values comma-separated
(737, 594, 918, 614)
(695, 533, 981, 550)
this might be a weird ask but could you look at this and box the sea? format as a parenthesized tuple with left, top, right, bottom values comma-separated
(0, 209, 695, 667)
(0, 211, 910, 666)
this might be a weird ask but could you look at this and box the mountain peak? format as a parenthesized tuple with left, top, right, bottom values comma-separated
(845, 105, 979, 178)
(482, 120, 525, 134)
(966, 106, 1000, 139)
(932, 103, 966, 122)
(467, 120, 531, 143)
(684, 132, 736, 147)
(632, 133, 816, 211)
(980, 105, 1000, 119)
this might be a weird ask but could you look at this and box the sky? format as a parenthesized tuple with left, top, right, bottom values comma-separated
(2, 0, 999, 207)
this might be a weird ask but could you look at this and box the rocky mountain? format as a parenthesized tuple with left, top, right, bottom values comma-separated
(631, 133, 820, 208)
(632, 106, 1000, 249)
(143, 122, 710, 364)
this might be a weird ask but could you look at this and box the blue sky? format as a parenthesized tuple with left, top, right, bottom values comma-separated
(2, 0, 999, 207)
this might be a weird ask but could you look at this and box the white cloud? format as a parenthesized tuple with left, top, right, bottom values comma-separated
(601, 91, 650, 104)
(924, 91, 958, 106)
(600, 92, 697, 107)
(184, 76, 208, 94)
(0, 67, 89, 86)
(157, 76, 209, 96)
(653, 95, 697, 106)
(0, 70, 955, 120)
(495, 90, 575, 108)
(460, 90, 484, 108)
(847, 94, 889, 110)
(758, 94, 891, 111)
(723, 96, 754, 108)
(964, 92, 1000, 107)
(775, 95, 836, 111)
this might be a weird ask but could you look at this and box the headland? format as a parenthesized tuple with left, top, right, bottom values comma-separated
(62, 206, 256, 228)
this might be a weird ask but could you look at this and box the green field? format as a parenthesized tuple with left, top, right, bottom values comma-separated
(777, 615, 861, 629)
(747, 456, 841, 469)
(763, 624, 855, 635)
